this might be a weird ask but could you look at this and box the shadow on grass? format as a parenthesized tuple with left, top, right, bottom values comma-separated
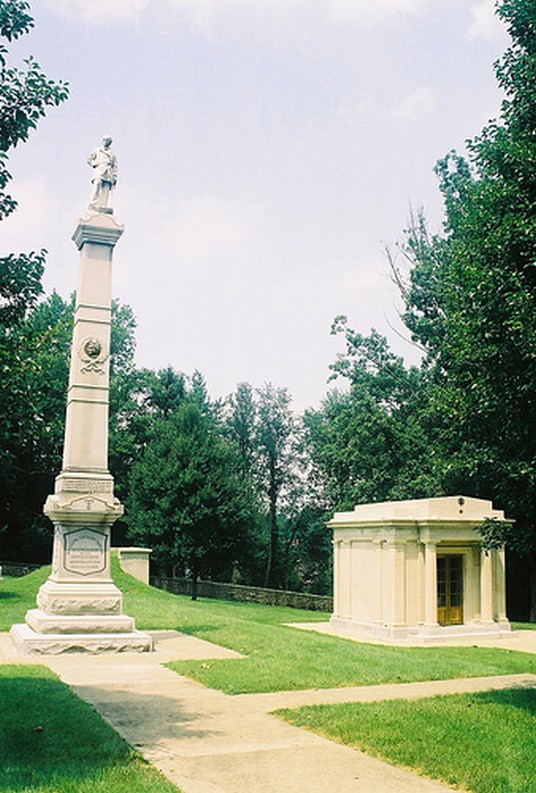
(477, 687, 536, 716)
(0, 668, 202, 791)
(174, 623, 223, 635)
(0, 592, 18, 600)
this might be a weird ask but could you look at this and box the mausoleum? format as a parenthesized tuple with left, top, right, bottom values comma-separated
(329, 495, 512, 643)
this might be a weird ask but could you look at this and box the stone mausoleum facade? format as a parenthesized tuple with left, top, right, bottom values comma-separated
(328, 496, 512, 643)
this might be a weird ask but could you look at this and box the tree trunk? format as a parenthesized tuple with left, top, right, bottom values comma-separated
(191, 557, 199, 601)
(263, 454, 279, 588)
(283, 521, 300, 590)
(263, 505, 277, 589)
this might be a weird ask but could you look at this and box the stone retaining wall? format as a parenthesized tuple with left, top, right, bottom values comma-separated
(0, 561, 333, 613)
(0, 562, 42, 577)
(150, 576, 333, 612)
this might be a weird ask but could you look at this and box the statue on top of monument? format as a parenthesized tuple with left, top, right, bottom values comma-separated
(87, 135, 117, 212)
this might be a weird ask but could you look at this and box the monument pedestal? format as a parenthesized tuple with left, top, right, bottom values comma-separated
(10, 487, 153, 655)
(10, 202, 153, 655)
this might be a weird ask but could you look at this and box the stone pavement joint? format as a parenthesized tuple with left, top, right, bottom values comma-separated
(1, 628, 535, 793)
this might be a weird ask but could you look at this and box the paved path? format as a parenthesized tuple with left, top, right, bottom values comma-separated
(292, 621, 536, 653)
(2, 629, 535, 793)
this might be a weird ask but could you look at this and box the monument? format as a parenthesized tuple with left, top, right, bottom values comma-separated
(11, 138, 153, 654)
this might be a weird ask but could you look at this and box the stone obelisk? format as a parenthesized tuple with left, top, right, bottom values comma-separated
(11, 137, 153, 654)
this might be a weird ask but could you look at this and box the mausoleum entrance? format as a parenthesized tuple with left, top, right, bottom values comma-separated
(437, 554, 463, 626)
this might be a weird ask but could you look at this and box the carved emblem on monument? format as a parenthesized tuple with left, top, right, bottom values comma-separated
(79, 336, 108, 374)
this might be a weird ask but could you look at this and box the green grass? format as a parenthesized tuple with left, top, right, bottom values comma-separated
(2, 562, 535, 695)
(512, 622, 536, 631)
(0, 566, 51, 631)
(277, 688, 536, 793)
(168, 628, 536, 694)
(109, 559, 536, 694)
(0, 664, 181, 793)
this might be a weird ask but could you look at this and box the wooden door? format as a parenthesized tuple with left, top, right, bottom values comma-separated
(437, 555, 463, 626)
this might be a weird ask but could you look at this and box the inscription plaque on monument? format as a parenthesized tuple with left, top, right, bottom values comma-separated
(64, 528, 107, 576)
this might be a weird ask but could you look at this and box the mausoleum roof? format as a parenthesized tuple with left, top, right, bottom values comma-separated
(329, 495, 506, 525)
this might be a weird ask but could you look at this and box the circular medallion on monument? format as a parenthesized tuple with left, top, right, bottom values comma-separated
(79, 336, 108, 373)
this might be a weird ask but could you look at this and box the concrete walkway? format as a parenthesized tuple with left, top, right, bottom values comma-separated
(2, 629, 535, 793)
(292, 621, 536, 653)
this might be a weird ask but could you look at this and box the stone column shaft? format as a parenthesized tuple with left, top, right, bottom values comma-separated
(480, 550, 494, 624)
(10, 207, 152, 654)
(423, 541, 438, 628)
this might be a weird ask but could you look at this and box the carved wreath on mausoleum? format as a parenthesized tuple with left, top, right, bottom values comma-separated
(79, 336, 108, 374)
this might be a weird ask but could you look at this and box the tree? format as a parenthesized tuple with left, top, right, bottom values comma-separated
(0, 289, 71, 560)
(254, 383, 300, 587)
(0, 0, 68, 559)
(126, 396, 257, 597)
(0, 287, 142, 561)
(0, 0, 68, 219)
(226, 381, 257, 477)
(397, 0, 536, 618)
(305, 317, 442, 511)
(226, 381, 322, 590)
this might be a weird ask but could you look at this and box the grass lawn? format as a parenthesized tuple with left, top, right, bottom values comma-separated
(277, 688, 536, 793)
(2, 562, 535, 695)
(512, 622, 536, 631)
(0, 664, 181, 793)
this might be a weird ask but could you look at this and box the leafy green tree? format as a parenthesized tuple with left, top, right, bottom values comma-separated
(0, 0, 68, 559)
(282, 506, 332, 595)
(397, 0, 536, 618)
(0, 290, 71, 560)
(0, 286, 142, 561)
(226, 381, 257, 477)
(0, 0, 68, 219)
(226, 382, 313, 589)
(305, 318, 441, 512)
(253, 383, 299, 588)
(126, 397, 257, 597)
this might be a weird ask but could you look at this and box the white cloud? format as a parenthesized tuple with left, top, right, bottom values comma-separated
(159, 196, 263, 257)
(0, 179, 60, 256)
(116, 190, 266, 285)
(46, 0, 426, 28)
(465, 1, 507, 43)
(334, 97, 377, 126)
(327, 0, 425, 24)
(43, 0, 150, 25)
(394, 85, 437, 121)
(44, 0, 304, 28)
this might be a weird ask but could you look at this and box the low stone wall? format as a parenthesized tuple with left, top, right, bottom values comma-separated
(150, 576, 333, 612)
(115, 547, 151, 585)
(0, 562, 42, 577)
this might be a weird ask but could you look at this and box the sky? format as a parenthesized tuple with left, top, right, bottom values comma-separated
(1, 0, 510, 411)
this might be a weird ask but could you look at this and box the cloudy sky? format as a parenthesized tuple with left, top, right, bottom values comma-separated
(2, 0, 509, 410)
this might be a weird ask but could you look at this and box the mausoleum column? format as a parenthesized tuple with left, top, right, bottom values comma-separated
(480, 549, 494, 624)
(495, 548, 508, 626)
(332, 539, 341, 618)
(423, 541, 439, 628)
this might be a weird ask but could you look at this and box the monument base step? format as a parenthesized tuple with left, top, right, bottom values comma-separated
(25, 608, 135, 635)
(37, 579, 123, 616)
(10, 623, 154, 656)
